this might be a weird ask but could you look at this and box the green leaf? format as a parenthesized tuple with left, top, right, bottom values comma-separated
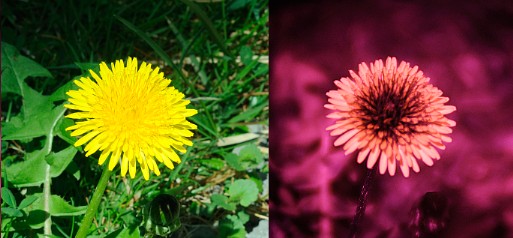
(65, 161, 81, 180)
(1, 44, 68, 152)
(1, 42, 52, 96)
(238, 144, 264, 166)
(249, 176, 263, 194)
(228, 179, 258, 207)
(45, 145, 78, 176)
(18, 195, 39, 210)
(26, 209, 48, 229)
(3, 149, 46, 187)
(48, 79, 75, 102)
(55, 117, 77, 146)
(198, 158, 224, 170)
(48, 195, 87, 216)
(228, 0, 252, 10)
(105, 227, 140, 238)
(227, 215, 244, 230)
(4, 145, 77, 187)
(2, 103, 65, 141)
(239, 46, 253, 66)
(211, 194, 236, 211)
(23, 193, 87, 217)
(2, 187, 17, 208)
(2, 216, 32, 232)
(225, 153, 243, 171)
(225, 144, 264, 171)
(261, 162, 269, 173)
(218, 214, 247, 238)
(227, 101, 267, 124)
(19, 86, 53, 120)
(1, 207, 23, 218)
(236, 211, 250, 225)
(120, 212, 139, 228)
(253, 62, 268, 77)
(225, 212, 250, 232)
(75, 62, 100, 73)
(234, 55, 260, 81)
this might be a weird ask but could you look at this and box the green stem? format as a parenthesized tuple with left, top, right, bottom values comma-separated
(43, 164, 52, 235)
(75, 167, 113, 238)
(43, 107, 67, 236)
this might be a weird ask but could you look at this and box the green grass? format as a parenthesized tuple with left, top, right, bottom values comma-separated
(1, 0, 268, 237)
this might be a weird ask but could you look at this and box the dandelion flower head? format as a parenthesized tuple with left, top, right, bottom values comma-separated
(325, 57, 456, 177)
(65, 57, 197, 180)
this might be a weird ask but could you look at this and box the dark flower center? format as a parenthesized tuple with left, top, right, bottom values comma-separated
(372, 93, 404, 131)
(357, 76, 422, 138)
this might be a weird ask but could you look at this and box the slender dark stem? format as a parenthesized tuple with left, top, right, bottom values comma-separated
(349, 167, 376, 238)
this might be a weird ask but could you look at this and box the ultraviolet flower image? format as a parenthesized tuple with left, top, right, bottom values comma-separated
(325, 57, 456, 237)
(325, 57, 456, 177)
(270, 1, 513, 237)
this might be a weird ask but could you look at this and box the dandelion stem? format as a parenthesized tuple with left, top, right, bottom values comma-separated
(349, 168, 376, 238)
(43, 164, 52, 235)
(76, 167, 113, 238)
(43, 107, 67, 236)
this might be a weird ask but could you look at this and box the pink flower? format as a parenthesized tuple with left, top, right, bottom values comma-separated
(325, 57, 456, 177)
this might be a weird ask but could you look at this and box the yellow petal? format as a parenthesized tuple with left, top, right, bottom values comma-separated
(74, 130, 100, 147)
(121, 155, 129, 177)
(108, 149, 121, 170)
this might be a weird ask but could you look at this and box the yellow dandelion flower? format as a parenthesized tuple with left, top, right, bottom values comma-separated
(65, 57, 197, 180)
(325, 57, 456, 177)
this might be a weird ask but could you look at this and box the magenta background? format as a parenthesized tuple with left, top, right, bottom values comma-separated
(269, 1, 513, 237)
